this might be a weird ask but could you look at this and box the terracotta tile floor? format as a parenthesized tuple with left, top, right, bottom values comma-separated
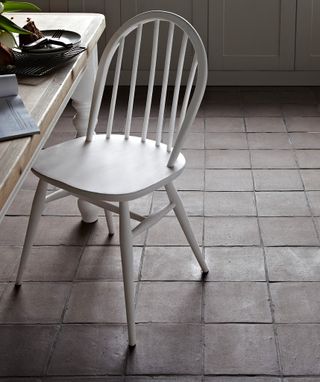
(1, 86, 320, 380)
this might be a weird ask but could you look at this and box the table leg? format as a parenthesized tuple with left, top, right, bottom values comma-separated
(71, 46, 100, 223)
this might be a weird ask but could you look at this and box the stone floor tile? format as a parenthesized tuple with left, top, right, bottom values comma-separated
(204, 88, 241, 101)
(204, 103, 243, 117)
(33, 216, 93, 246)
(0, 284, 6, 300)
(124, 194, 152, 217)
(205, 378, 281, 382)
(244, 104, 282, 117)
(260, 217, 319, 246)
(0, 217, 29, 245)
(277, 324, 320, 375)
(0, 283, 70, 323)
(181, 132, 204, 150)
(18, 246, 81, 282)
(126, 324, 202, 374)
(76, 246, 142, 281)
(142, 247, 203, 281)
(250, 150, 297, 169)
(205, 324, 279, 374)
(205, 117, 245, 132)
(253, 170, 303, 191)
(64, 282, 127, 323)
(126, 377, 201, 382)
(204, 217, 260, 246)
(146, 217, 203, 246)
(205, 133, 248, 149)
(174, 169, 204, 191)
(284, 379, 320, 382)
(182, 149, 205, 168)
(301, 170, 320, 190)
(136, 282, 202, 323)
(0, 378, 43, 382)
(6, 189, 34, 216)
(152, 191, 204, 216)
(48, 324, 127, 375)
(256, 192, 310, 216)
(280, 89, 316, 104)
(248, 133, 291, 149)
(0, 325, 58, 376)
(245, 117, 286, 132)
(307, 191, 320, 215)
(271, 282, 320, 323)
(205, 170, 253, 191)
(282, 104, 320, 117)
(314, 217, 320, 237)
(296, 150, 320, 168)
(204, 192, 256, 216)
(289, 132, 320, 149)
(205, 150, 251, 169)
(88, 218, 146, 246)
(0, 246, 20, 281)
(205, 247, 265, 281)
(286, 117, 320, 132)
(43, 195, 80, 216)
(204, 282, 271, 323)
(266, 247, 320, 281)
(21, 171, 48, 191)
(45, 378, 123, 382)
(242, 90, 281, 105)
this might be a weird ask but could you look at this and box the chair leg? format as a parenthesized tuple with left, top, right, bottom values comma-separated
(104, 209, 115, 236)
(165, 182, 209, 274)
(15, 179, 48, 286)
(119, 201, 136, 347)
(77, 199, 100, 223)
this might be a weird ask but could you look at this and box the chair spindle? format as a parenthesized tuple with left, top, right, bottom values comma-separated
(167, 31, 188, 152)
(142, 20, 160, 142)
(178, 54, 197, 131)
(125, 24, 143, 139)
(107, 38, 125, 138)
(156, 22, 175, 147)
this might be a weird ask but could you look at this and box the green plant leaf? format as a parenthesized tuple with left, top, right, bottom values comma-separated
(0, 14, 31, 34)
(3, 1, 41, 12)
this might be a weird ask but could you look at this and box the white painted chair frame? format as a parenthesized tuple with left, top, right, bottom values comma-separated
(15, 10, 209, 347)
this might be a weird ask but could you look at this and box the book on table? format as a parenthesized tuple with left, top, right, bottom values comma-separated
(0, 74, 40, 141)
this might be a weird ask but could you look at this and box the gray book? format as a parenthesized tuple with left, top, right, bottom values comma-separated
(0, 74, 40, 141)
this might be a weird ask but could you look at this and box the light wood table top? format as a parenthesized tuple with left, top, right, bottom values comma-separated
(0, 13, 106, 220)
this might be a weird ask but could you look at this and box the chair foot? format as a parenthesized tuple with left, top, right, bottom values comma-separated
(201, 271, 209, 280)
(105, 209, 115, 235)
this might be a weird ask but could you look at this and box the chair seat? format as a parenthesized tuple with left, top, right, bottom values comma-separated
(33, 134, 186, 201)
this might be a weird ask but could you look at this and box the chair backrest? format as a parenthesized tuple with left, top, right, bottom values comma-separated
(86, 10, 208, 168)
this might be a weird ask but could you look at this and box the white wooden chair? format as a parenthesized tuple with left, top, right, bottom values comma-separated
(15, 10, 209, 346)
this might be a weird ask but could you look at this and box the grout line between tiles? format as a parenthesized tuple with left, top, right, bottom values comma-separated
(244, 116, 284, 378)
(43, 220, 94, 376)
(283, 119, 320, 246)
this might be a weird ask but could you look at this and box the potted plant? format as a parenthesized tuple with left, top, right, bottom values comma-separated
(0, 0, 40, 48)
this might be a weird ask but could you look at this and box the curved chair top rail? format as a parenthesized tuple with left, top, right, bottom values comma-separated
(86, 10, 208, 168)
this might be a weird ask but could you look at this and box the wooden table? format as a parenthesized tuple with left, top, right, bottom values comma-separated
(0, 13, 106, 222)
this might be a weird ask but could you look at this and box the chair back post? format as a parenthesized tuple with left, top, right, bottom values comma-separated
(86, 10, 208, 167)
